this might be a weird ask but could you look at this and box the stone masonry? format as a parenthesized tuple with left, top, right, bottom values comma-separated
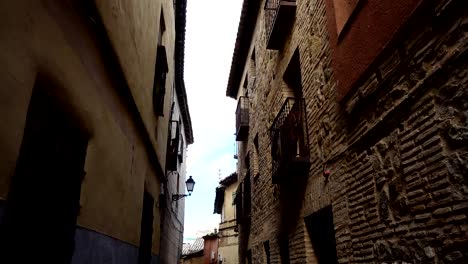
(228, 0, 467, 263)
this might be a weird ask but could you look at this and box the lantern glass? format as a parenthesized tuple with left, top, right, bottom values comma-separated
(186, 176, 195, 193)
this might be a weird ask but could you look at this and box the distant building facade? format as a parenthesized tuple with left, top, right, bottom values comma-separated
(203, 232, 219, 264)
(182, 233, 221, 264)
(181, 238, 205, 264)
(227, 0, 467, 263)
(0, 0, 193, 264)
(214, 173, 240, 264)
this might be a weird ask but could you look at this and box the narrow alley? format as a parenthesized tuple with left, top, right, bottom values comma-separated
(0, 0, 467, 264)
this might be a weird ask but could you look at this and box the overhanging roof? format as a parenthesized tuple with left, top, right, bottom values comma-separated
(175, 0, 194, 144)
(226, 0, 261, 98)
(219, 172, 238, 186)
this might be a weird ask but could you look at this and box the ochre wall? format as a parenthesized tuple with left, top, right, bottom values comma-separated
(95, 0, 177, 170)
(218, 244, 239, 264)
(0, 0, 166, 248)
(181, 255, 204, 264)
(222, 183, 238, 222)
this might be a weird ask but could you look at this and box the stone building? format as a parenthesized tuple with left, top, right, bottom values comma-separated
(181, 233, 222, 264)
(226, 0, 467, 263)
(203, 232, 220, 264)
(0, 0, 193, 263)
(181, 238, 205, 264)
(214, 172, 240, 263)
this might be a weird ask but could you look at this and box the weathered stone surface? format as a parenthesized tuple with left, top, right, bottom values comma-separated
(230, 0, 468, 263)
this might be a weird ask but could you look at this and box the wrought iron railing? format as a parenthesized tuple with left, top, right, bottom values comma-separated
(264, 0, 280, 44)
(236, 96, 249, 140)
(264, 0, 295, 45)
(270, 98, 309, 183)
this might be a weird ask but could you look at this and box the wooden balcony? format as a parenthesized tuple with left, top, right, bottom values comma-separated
(270, 98, 310, 184)
(265, 0, 296, 50)
(235, 96, 249, 141)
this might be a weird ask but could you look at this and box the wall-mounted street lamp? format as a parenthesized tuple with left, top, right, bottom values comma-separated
(172, 176, 195, 201)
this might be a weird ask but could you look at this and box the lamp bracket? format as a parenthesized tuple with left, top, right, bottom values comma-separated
(172, 193, 191, 201)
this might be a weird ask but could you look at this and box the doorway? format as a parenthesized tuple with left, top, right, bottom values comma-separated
(138, 191, 154, 264)
(0, 82, 88, 263)
(305, 206, 339, 264)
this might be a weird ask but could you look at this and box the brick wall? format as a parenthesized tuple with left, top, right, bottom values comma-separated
(234, 0, 468, 263)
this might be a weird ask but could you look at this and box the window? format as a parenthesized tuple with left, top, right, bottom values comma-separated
(234, 170, 251, 223)
(246, 250, 252, 264)
(264, 241, 271, 264)
(158, 12, 166, 45)
(283, 48, 303, 98)
(305, 206, 339, 264)
(153, 11, 168, 116)
(177, 119, 184, 162)
(138, 191, 154, 264)
(280, 238, 290, 264)
(264, 0, 296, 50)
(166, 121, 179, 171)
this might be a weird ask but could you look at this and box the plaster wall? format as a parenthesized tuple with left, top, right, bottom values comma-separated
(0, 0, 166, 249)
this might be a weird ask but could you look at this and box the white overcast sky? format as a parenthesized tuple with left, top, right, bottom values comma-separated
(183, 0, 243, 241)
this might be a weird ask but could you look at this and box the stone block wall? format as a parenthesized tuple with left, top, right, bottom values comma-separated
(234, 0, 467, 263)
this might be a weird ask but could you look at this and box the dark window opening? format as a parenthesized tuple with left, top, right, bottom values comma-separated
(153, 45, 168, 116)
(177, 119, 184, 162)
(243, 73, 249, 97)
(264, 0, 297, 50)
(305, 206, 339, 264)
(158, 11, 166, 45)
(166, 121, 180, 171)
(138, 191, 154, 264)
(153, 11, 168, 117)
(280, 238, 290, 264)
(264, 241, 271, 264)
(251, 48, 256, 64)
(283, 48, 303, 98)
(0, 81, 88, 263)
(244, 152, 250, 172)
(246, 250, 252, 264)
(254, 134, 259, 151)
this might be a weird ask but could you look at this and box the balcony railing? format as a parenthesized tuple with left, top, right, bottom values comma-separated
(236, 96, 249, 141)
(264, 0, 296, 50)
(270, 98, 310, 184)
(234, 175, 251, 225)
